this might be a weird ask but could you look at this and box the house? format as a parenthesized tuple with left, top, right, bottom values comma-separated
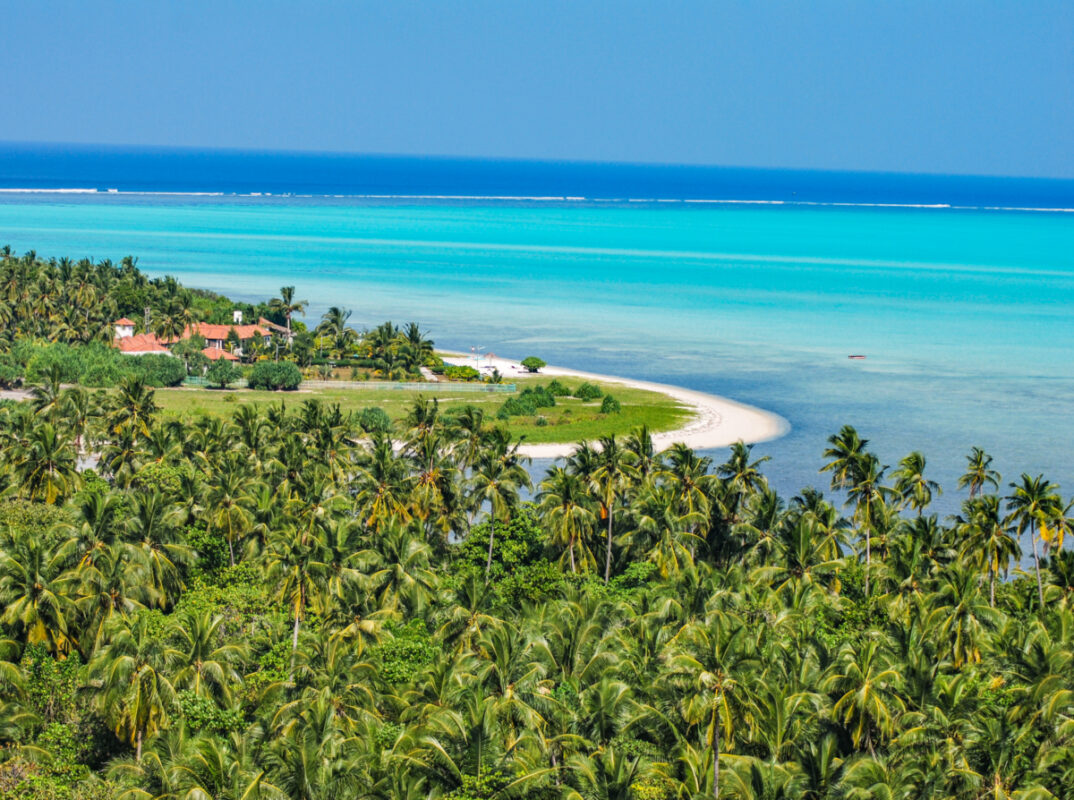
(201, 347, 240, 361)
(174, 321, 272, 356)
(113, 318, 173, 356)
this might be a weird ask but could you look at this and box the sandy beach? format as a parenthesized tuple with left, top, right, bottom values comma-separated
(442, 353, 789, 458)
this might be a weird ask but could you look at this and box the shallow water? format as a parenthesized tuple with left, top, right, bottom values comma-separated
(2, 192, 1073, 516)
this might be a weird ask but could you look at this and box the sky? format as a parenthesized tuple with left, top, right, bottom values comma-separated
(2, 0, 1072, 178)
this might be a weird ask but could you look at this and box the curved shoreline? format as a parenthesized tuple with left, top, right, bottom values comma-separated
(441, 354, 790, 458)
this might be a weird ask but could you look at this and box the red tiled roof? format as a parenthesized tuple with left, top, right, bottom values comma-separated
(202, 347, 240, 361)
(113, 317, 137, 326)
(115, 333, 170, 354)
(176, 322, 270, 343)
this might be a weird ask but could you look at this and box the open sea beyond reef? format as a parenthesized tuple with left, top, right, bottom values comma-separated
(2, 144, 1074, 515)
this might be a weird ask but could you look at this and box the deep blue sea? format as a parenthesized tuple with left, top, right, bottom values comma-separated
(3, 143, 1074, 516)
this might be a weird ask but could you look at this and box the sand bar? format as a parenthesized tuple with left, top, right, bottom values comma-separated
(441, 353, 789, 458)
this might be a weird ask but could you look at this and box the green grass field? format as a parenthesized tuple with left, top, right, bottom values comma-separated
(153, 375, 693, 445)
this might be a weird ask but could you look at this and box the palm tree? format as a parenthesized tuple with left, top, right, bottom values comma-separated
(820, 425, 868, 492)
(957, 447, 1000, 499)
(845, 453, 896, 597)
(11, 422, 79, 504)
(891, 451, 941, 515)
(89, 611, 180, 761)
(957, 495, 1020, 607)
(591, 436, 638, 583)
(665, 613, 757, 800)
(270, 285, 307, 340)
(821, 637, 905, 755)
(538, 466, 596, 574)
(1006, 473, 1062, 607)
(470, 449, 530, 579)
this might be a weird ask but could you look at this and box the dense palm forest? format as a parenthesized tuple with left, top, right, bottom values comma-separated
(0, 376, 1072, 799)
(0, 248, 1072, 799)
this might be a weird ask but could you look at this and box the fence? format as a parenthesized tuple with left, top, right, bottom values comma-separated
(182, 376, 515, 393)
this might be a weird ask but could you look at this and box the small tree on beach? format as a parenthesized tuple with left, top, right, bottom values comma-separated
(521, 356, 546, 373)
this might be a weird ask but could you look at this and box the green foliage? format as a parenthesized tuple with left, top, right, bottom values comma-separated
(370, 620, 436, 684)
(130, 462, 183, 496)
(545, 378, 571, 396)
(520, 356, 546, 373)
(600, 394, 622, 414)
(247, 360, 302, 390)
(443, 364, 480, 382)
(205, 358, 242, 389)
(175, 691, 243, 735)
(573, 381, 603, 400)
(357, 406, 393, 434)
(497, 384, 557, 419)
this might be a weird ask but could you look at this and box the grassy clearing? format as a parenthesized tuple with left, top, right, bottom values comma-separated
(152, 375, 693, 445)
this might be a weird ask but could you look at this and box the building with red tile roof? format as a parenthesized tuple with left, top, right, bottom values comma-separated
(115, 332, 172, 356)
(202, 347, 240, 361)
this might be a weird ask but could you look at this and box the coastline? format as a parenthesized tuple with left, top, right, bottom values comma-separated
(441, 353, 789, 458)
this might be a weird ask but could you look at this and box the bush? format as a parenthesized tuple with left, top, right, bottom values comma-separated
(247, 361, 302, 390)
(546, 379, 571, 396)
(520, 356, 546, 373)
(443, 364, 480, 382)
(206, 359, 242, 389)
(573, 381, 603, 401)
(131, 354, 186, 387)
(600, 394, 621, 414)
(357, 406, 393, 434)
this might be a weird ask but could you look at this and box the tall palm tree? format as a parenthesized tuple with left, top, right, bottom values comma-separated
(820, 425, 868, 492)
(538, 466, 596, 574)
(1006, 473, 1062, 607)
(891, 451, 941, 515)
(270, 285, 308, 339)
(958, 447, 1000, 498)
(592, 435, 638, 583)
(845, 453, 896, 597)
(469, 449, 530, 580)
(957, 495, 1020, 607)
(89, 611, 180, 761)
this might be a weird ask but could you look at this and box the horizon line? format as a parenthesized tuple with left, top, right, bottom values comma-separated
(2, 138, 1073, 185)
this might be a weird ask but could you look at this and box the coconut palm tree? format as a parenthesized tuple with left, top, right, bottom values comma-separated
(89, 611, 180, 761)
(891, 451, 941, 515)
(958, 447, 1001, 499)
(470, 449, 530, 579)
(269, 285, 308, 340)
(538, 466, 597, 574)
(1006, 473, 1062, 608)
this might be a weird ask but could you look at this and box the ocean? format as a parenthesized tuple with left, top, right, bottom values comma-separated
(2, 143, 1074, 515)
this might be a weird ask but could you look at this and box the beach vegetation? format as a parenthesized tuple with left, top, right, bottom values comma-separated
(246, 361, 302, 390)
(205, 359, 242, 389)
(573, 380, 603, 400)
(521, 355, 546, 373)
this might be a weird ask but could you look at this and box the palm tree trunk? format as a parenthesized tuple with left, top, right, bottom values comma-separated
(1030, 522, 1044, 608)
(712, 708, 720, 800)
(568, 532, 576, 573)
(989, 564, 996, 608)
(604, 500, 614, 584)
(289, 586, 303, 679)
(136, 728, 143, 763)
(485, 515, 495, 581)
(864, 525, 871, 597)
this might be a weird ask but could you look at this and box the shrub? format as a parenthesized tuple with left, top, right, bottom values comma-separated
(600, 394, 621, 414)
(573, 381, 603, 401)
(132, 354, 186, 387)
(520, 356, 546, 373)
(357, 406, 393, 434)
(247, 361, 302, 390)
(443, 364, 480, 382)
(546, 379, 571, 396)
(206, 359, 242, 389)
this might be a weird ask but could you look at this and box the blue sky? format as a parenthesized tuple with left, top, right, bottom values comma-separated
(3, 0, 1072, 177)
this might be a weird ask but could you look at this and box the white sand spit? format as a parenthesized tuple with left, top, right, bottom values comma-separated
(441, 354, 789, 459)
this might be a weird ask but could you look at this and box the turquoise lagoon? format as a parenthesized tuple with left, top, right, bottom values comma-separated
(2, 194, 1073, 513)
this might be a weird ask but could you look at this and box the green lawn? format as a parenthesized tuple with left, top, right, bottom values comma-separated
(153, 375, 693, 445)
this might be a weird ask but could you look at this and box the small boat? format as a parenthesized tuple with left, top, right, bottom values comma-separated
(848, 354, 866, 360)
